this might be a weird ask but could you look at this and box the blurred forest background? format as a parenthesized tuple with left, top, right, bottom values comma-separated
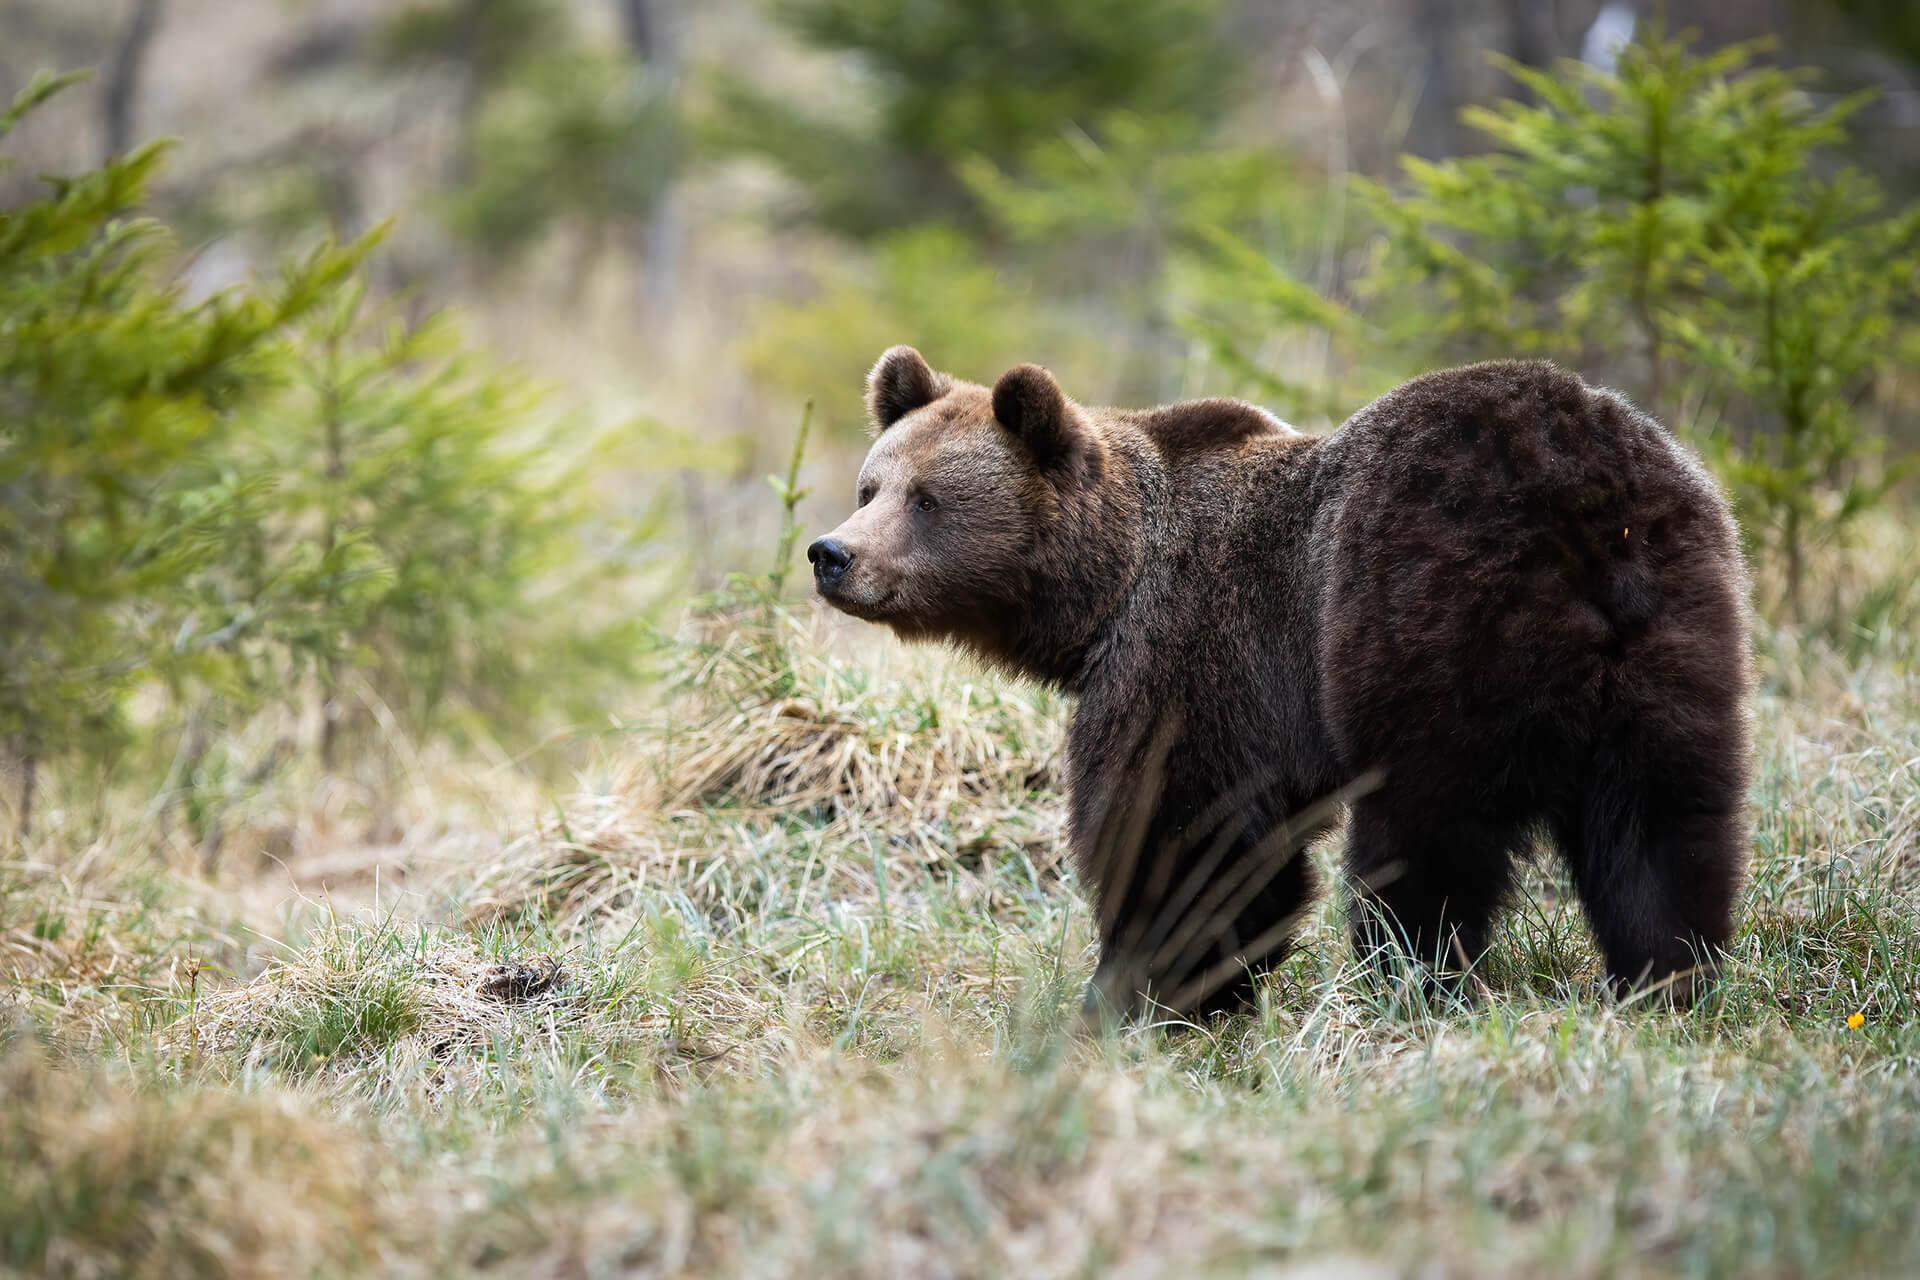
(8, 9, 1920, 1275)
(4, 0, 1919, 832)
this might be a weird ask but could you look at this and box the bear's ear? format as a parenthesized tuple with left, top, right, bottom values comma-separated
(992, 363, 1078, 472)
(867, 346, 947, 431)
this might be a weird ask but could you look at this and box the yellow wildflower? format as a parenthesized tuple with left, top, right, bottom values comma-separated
(1848, 1012, 1866, 1030)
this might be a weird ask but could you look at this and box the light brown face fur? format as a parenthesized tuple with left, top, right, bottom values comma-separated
(810, 350, 1056, 642)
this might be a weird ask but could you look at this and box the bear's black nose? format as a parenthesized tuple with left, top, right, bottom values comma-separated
(808, 537, 853, 588)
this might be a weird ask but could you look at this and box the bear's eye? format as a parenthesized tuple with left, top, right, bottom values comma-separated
(916, 494, 938, 513)
(857, 483, 876, 507)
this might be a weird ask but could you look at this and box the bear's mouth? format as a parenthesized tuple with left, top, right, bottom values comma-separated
(818, 582, 896, 621)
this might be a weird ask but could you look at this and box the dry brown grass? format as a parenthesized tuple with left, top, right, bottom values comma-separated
(0, 839, 244, 1058)
(174, 920, 798, 1091)
(461, 608, 1066, 928)
(0, 1036, 379, 1279)
(658, 617, 1058, 818)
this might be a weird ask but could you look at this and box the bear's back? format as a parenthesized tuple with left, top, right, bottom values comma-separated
(1316, 361, 1693, 512)
(1314, 361, 1728, 572)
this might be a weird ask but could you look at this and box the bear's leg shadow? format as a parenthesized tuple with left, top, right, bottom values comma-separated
(1556, 741, 1743, 1004)
(1345, 797, 1522, 987)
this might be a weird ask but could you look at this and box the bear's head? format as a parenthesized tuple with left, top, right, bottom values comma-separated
(808, 346, 1106, 652)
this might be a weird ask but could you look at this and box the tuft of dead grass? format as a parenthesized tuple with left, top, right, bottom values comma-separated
(0, 840, 251, 1058)
(0, 1034, 378, 1279)
(461, 608, 1067, 927)
(654, 613, 1060, 821)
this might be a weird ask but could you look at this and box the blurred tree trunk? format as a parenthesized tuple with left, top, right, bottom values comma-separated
(617, 0, 658, 56)
(102, 0, 164, 161)
(449, 0, 502, 186)
(1508, 0, 1559, 69)
(16, 753, 34, 843)
(1405, 0, 1465, 157)
(1669, 0, 1790, 42)
(617, 0, 683, 326)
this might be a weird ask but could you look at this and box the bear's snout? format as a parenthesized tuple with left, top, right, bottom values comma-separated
(808, 537, 854, 590)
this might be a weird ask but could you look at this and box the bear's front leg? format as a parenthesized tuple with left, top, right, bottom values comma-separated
(1080, 797, 1322, 1021)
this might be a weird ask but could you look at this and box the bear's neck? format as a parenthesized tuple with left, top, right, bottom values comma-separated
(962, 443, 1149, 693)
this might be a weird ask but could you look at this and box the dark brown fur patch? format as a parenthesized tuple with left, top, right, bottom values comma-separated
(1140, 397, 1291, 461)
(813, 355, 1753, 1018)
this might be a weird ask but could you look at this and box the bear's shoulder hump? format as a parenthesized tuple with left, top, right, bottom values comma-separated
(1141, 397, 1295, 461)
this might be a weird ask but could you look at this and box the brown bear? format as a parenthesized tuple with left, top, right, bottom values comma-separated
(809, 346, 1750, 1017)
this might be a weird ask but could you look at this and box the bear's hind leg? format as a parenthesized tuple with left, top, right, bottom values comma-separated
(1345, 797, 1520, 987)
(1557, 746, 1744, 1005)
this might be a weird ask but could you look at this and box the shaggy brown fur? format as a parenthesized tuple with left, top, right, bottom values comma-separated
(810, 347, 1751, 1017)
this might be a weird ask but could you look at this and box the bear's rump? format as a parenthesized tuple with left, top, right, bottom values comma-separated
(1311, 393, 1734, 800)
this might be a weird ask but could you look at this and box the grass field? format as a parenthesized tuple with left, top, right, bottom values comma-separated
(5, 524, 1920, 1279)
